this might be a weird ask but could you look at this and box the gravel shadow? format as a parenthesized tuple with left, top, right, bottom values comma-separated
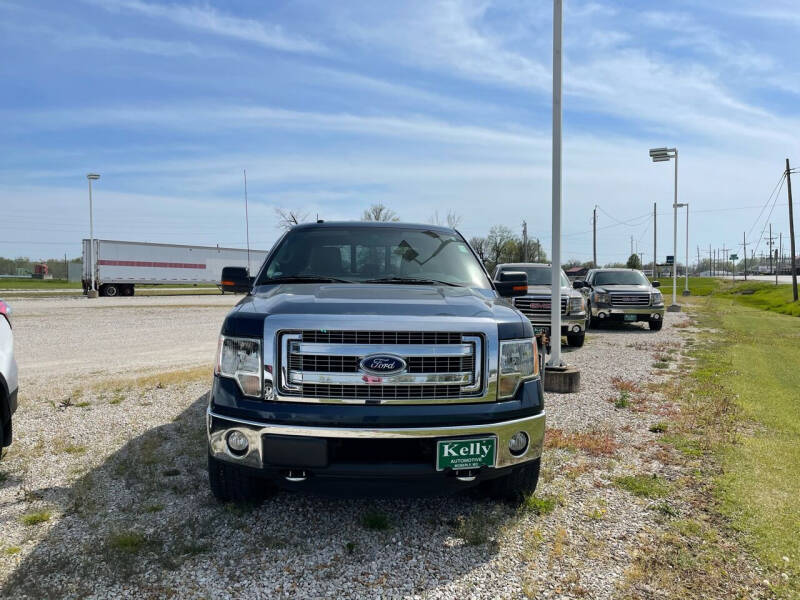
(2, 393, 520, 599)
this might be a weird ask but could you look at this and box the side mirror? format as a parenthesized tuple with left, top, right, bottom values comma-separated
(220, 266, 253, 294)
(494, 271, 528, 298)
(652, 280, 661, 288)
(572, 280, 586, 290)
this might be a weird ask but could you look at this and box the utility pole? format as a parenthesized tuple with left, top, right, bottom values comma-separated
(721, 243, 729, 278)
(653, 202, 657, 278)
(742, 232, 748, 281)
(592, 206, 597, 267)
(779, 232, 783, 279)
(786, 158, 798, 301)
(630, 235, 634, 258)
(243, 169, 251, 275)
(708, 244, 712, 277)
(536, 238, 540, 262)
(768, 223, 775, 279)
(697, 246, 700, 277)
(522, 220, 528, 262)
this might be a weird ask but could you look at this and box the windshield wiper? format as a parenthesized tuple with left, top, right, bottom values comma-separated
(363, 277, 462, 287)
(263, 275, 354, 284)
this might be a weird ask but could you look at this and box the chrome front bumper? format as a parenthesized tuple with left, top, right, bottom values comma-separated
(525, 314, 586, 333)
(591, 305, 665, 317)
(207, 408, 545, 470)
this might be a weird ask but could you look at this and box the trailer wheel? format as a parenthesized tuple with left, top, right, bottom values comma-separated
(101, 284, 119, 297)
(122, 285, 134, 296)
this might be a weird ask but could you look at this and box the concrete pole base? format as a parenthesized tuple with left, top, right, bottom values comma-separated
(666, 304, 682, 312)
(544, 365, 581, 393)
(87, 290, 99, 299)
(681, 289, 691, 296)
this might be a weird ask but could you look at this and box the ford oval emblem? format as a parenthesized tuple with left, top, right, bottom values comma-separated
(359, 354, 407, 375)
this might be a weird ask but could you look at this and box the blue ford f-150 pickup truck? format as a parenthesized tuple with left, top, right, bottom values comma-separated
(207, 222, 545, 501)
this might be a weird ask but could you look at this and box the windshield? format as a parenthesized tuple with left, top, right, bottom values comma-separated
(593, 270, 650, 286)
(257, 226, 491, 288)
(498, 266, 569, 287)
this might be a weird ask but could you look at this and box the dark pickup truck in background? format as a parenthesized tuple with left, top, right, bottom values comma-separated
(207, 222, 545, 501)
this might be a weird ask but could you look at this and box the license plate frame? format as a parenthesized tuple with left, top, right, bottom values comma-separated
(533, 326, 551, 336)
(436, 437, 497, 471)
(623, 314, 637, 322)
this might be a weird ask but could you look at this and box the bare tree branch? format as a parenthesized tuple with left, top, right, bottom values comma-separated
(362, 203, 399, 222)
(274, 207, 309, 231)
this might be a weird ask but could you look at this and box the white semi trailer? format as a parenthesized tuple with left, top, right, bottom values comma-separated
(82, 239, 268, 297)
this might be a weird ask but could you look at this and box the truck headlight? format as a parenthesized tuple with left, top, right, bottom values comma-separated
(498, 339, 538, 399)
(652, 291, 663, 305)
(215, 336, 263, 398)
(594, 291, 611, 304)
(569, 297, 585, 313)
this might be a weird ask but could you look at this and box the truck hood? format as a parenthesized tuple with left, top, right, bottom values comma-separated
(222, 283, 531, 339)
(594, 284, 653, 293)
(525, 284, 576, 297)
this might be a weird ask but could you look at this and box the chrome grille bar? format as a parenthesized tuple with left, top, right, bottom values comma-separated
(291, 342, 473, 357)
(609, 293, 650, 307)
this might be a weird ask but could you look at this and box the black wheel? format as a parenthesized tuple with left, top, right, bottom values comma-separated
(481, 458, 541, 502)
(567, 331, 585, 347)
(649, 319, 663, 331)
(101, 284, 119, 297)
(208, 453, 269, 503)
(122, 285, 134, 296)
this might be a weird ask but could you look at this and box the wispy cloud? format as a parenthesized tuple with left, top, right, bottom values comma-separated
(89, 0, 326, 54)
(56, 33, 233, 58)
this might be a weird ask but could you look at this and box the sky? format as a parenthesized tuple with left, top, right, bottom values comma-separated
(1, 0, 799, 266)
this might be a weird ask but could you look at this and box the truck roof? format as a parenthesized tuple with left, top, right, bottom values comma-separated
(291, 221, 456, 234)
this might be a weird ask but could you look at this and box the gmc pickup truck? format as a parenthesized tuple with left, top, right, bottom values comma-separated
(493, 263, 587, 347)
(578, 268, 665, 331)
(207, 222, 545, 501)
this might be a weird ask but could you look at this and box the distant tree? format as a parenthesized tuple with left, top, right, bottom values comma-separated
(604, 262, 627, 268)
(486, 225, 519, 271)
(469, 237, 488, 265)
(625, 254, 642, 269)
(428, 210, 462, 228)
(274, 207, 309, 231)
(362, 203, 399, 222)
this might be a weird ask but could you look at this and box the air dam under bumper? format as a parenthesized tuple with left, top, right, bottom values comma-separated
(207, 409, 545, 482)
(592, 306, 665, 322)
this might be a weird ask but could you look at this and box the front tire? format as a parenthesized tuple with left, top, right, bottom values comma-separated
(566, 331, 585, 347)
(208, 453, 270, 503)
(649, 319, 663, 331)
(481, 458, 541, 502)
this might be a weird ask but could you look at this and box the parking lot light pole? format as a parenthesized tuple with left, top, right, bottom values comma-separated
(87, 173, 100, 298)
(649, 147, 681, 311)
(675, 202, 690, 295)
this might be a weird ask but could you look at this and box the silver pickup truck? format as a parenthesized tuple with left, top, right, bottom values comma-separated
(577, 268, 665, 331)
(493, 263, 588, 347)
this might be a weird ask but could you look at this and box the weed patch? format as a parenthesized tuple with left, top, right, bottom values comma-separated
(546, 428, 618, 457)
(361, 510, 392, 531)
(106, 531, 146, 554)
(614, 474, 670, 498)
(20, 511, 51, 526)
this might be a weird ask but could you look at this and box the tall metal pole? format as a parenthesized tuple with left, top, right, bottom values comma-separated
(88, 178, 95, 292)
(671, 150, 679, 308)
(684, 203, 689, 292)
(653, 202, 657, 279)
(786, 159, 798, 301)
(243, 169, 251, 275)
(522, 221, 528, 262)
(742, 232, 748, 281)
(592, 206, 597, 267)
(548, 0, 563, 368)
(769, 223, 774, 281)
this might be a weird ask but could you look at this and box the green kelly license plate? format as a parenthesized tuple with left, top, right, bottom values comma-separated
(624, 314, 637, 322)
(436, 437, 496, 471)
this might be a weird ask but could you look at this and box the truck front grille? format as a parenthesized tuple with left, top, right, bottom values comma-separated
(609, 293, 650, 307)
(279, 330, 483, 403)
(513, 296, 568, 321)
(301, 384, 463, 400)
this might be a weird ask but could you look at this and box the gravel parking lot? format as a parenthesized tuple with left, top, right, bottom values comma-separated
(0, 297, 764, 598)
